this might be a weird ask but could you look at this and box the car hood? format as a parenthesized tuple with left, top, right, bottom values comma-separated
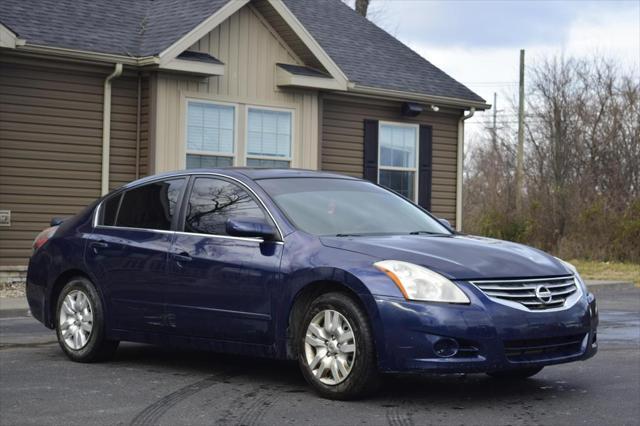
(320, 234, 570, 280)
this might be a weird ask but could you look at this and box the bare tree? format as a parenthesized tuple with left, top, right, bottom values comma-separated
(355, 0, 370, 17)
(463, 54, 640, 262)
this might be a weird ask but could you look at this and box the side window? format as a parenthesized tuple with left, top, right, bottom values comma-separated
(185, 177, 267, 236)
(101, 193, 121, 226)
(115, 179, 185, 230)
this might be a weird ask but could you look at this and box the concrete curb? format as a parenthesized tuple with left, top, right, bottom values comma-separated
(585, 280, 637, 293)
(0, 297, 30, 318)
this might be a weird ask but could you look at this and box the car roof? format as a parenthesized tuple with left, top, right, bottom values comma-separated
(119, 168, 357, 190)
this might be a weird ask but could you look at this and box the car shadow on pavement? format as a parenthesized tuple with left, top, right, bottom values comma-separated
(109, 342, 555, 405)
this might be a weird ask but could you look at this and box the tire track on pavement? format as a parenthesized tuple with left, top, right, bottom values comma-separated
(214, 384, 278, 426)
(129, 368, 238, 426)
(386, 402, 415, 426)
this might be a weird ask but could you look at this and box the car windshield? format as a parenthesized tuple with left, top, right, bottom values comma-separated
(257, 178, 452, 237)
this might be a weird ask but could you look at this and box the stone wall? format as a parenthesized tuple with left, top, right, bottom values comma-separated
(0, 266, 27, 295)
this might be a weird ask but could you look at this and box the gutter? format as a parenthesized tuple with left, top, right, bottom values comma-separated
(14, 44, 158, 66)
(135, 73, 142, 179)
(455, 108, 475, 231)
(349, 84, 490, 110)
(101, 63, 124, 195)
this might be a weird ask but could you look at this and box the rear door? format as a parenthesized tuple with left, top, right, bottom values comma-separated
(165, 176, 283, 344)
(85, 178, 186, 332)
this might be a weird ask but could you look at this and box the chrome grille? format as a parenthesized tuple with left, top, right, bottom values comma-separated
(471, 276, 579, 311)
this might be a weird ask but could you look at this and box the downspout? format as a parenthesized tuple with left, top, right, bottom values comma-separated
(135, 72, 142, 179)
(456, 108, 475, 232)
(101, 63, 123, 195)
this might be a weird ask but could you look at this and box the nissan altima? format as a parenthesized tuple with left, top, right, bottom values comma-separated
(26, 168, 598, 399)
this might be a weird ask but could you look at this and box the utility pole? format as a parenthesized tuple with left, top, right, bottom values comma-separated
(492, 92, 498, 148)
(516, 49, 525, 212)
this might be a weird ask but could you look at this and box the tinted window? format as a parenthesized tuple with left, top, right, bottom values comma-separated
(257, 178, 450, 237)
(116, 179, 185, 230)
(185, 178, 266, 236)
(101, 194, 121, 226)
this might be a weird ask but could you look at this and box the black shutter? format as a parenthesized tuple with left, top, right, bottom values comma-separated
(418, 125, 433, 210)
(363, 119, 379, 183)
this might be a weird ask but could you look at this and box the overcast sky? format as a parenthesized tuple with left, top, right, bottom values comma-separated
(345, 0, 640, 138)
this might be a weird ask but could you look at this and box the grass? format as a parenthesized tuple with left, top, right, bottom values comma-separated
(569, 259, 640, 286)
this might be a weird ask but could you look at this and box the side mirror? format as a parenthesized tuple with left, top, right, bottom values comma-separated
(50, 217, 66, 227)
(438, 218, 452, 230)
(226, 217, 278, 241)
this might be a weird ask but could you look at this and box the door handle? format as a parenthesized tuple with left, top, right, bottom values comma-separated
(89, 240, 109, 253)
(173, 251, 192, 264)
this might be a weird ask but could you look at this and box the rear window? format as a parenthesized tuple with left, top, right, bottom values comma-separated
(110, 179, 185, 230)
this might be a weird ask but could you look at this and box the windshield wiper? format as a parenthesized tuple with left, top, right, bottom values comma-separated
(335, 233, 364, 237)
(409, 230, 449, 235)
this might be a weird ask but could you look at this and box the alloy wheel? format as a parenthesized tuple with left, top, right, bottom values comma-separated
(304, 309, 356, 385)
(59, 290, 94, 350)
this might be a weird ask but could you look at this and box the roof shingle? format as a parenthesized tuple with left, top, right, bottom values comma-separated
(282, 0, 484, 103)
(0, 0, 484, 103)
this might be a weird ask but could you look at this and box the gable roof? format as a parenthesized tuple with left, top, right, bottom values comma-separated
(282, 0, 484, 104)
(0, 0, 486, 106)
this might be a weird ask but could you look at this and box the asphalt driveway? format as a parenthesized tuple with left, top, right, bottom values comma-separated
(0, 286, 638, 426)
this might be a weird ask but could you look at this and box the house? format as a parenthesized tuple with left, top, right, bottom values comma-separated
(0, 0, 489, 278)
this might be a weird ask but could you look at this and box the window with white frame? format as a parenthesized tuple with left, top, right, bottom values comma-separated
(186, 101, 235, 169)
(247, 107, 292, 168)
(378, 122, 419, 201)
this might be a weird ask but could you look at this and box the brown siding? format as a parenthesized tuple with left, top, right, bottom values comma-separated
(321, 94, 461, 226)
(0, 55, 143, 266)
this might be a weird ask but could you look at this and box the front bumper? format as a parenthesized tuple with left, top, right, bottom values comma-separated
(372, 282, 598, 373)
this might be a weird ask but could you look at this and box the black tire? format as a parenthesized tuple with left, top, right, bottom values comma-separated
(487, 366, 543, 379)
(297, 292, 380, 400)
(55, 276, 118, 362)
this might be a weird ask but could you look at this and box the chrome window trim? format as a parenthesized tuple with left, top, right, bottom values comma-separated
(468, 276, 583, 313)
(91, 172, 285, 242)
(93, 224, 174, 235)
(92, 224, 282, 245)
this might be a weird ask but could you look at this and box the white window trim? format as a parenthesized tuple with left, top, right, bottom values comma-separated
(185, 98, 239, 167)
(244, 105, 295, 166)
(377, 121, 420, 202)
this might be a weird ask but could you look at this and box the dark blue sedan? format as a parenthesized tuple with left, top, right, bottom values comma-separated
(26, 168, 598, 399)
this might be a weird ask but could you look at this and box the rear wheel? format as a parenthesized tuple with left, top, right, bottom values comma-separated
(55, 276, 118, 362)
(487, 366, 543, 379)
(298, 292, 379, 400)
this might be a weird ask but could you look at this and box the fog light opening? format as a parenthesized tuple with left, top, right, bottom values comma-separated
(433, 338, 459, 358)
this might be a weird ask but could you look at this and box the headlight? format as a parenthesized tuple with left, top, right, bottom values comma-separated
(555, 257, 588, 293)
(374, 260, 470, 304)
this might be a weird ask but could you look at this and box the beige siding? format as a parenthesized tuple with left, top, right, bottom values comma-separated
(251, 0, 324, 71)
(321, 94, 462, 226)
(0, 55, 144, 266)
(153, 4, 320, 172)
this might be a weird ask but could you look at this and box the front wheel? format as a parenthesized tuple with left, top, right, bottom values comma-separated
(298, 292, 379, 400)
(487, 366, 543, 379)
(55, 276, 118, 362)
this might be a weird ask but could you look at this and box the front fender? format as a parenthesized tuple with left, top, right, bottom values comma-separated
(273, 232, 405, 367)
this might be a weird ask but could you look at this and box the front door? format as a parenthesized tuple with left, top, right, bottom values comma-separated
(85, 178, 186, 332)
(166, 176, 283, 344)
